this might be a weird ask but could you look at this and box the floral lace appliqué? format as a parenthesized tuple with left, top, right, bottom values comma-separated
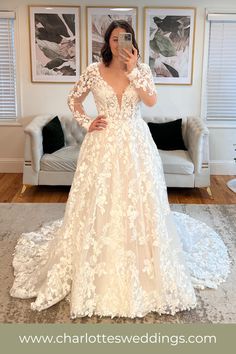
(10, 62, 230, 319)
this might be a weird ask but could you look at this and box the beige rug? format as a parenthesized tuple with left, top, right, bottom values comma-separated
(0, 203, 235, 324)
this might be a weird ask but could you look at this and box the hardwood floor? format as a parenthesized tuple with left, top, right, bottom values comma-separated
(0, 173, 235, 204)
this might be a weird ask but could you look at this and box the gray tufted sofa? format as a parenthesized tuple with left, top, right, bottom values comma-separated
(21, 114, 210, 193)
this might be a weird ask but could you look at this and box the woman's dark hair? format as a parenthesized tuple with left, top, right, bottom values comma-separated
(101, 20, 140, 66)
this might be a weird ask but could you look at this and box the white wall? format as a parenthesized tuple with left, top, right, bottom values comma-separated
(0, 0, 235, 174)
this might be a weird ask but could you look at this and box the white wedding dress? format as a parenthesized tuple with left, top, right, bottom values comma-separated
(10, 62, 230, 319)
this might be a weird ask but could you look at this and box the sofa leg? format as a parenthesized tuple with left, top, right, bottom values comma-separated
(20, 184, 28, 194)
(206, 186, 214, 199)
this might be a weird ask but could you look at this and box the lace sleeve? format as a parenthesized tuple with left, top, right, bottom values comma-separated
(126, 63, 156, 96)
(67, 65, 94, 131)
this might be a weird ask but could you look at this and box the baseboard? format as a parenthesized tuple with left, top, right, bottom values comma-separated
(0, 158, 23, 172)
(210, 160, 236, 175)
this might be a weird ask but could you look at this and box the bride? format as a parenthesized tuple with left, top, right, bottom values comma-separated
(10, 20, 230, 319)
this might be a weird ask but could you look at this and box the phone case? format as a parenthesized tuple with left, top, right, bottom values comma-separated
(118, 33, 132, 53)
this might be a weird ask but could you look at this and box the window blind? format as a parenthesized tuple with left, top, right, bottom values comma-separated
(0, 12, 17, 119)
(206, 14, 236, 121)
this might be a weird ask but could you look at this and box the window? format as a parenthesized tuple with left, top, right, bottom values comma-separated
(0, 11, 17, 119)
(202, 12, 236, 122)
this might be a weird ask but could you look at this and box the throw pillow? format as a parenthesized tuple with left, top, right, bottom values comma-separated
(147, 119, 187, 151)
(42, 116, 65, 154)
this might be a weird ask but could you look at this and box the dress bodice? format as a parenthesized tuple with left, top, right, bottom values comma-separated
(91, 63, 140, 122)
(68, 61, 156, 131)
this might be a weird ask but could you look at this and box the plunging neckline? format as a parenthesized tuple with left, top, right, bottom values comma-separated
(96, 63, 131, 111)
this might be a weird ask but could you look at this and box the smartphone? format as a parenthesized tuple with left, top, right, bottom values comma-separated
(118, 33, 132, 54)
(118, 33, 132, 70)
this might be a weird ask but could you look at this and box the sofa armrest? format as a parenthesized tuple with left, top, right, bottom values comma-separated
(24, 115, 54, 172)
(186, 117, 209, 174)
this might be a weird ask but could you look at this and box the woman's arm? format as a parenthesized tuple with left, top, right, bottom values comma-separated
(67, 65, 94, 131)
(126, 64, 157, 107)
(120, 47, 157, 107)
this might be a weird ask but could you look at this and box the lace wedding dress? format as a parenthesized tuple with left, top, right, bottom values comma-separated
(10, 62, 230, 319)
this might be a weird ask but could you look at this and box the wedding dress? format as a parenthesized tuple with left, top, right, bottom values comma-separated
(10, 62, 230, 319)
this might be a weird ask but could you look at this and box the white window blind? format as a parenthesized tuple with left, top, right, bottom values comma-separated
(206, 13, 236, 121)
(0, 12, 17, 119)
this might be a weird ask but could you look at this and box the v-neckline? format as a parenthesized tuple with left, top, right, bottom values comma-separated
(96, 62, 131, 111)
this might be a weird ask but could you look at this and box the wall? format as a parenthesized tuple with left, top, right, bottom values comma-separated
(0, 0, 235, 174)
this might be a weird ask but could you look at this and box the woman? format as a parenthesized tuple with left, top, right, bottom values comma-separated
(10, 20, 230, 319)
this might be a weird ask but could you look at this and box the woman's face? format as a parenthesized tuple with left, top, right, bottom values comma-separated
(109, 27, 126, 58)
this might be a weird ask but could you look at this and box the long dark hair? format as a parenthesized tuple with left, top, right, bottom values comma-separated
(101, 20, 140, 67)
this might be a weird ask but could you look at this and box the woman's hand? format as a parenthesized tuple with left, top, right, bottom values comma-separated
(119, 45, 138, 74)
(88, 115, 107, 132)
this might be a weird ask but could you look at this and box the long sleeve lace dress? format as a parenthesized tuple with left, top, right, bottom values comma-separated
(10, 62, 230, 319)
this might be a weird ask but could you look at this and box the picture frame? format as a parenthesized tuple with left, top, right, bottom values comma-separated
(144, 7, 196, 85)
(86, 6, 138, 65)
(29, 5, 81, 83)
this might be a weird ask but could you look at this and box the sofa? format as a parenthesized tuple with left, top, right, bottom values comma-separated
(21, 114, 211, 194)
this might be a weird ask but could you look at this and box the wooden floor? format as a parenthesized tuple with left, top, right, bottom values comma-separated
(0, 173, 235, 204)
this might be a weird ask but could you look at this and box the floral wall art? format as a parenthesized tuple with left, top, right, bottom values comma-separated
(86, 6, 137, 64)
(144, 7, 196, 85)
(29, 6, 81, 82)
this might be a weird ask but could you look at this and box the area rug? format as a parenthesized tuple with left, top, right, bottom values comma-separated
(0, 203, 235, 324)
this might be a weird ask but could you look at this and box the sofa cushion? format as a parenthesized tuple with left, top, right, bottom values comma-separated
(42, 116, 65, 154)
(60, 116, 87, 146)
(148, 118, 187, 150)
(159, 149, 194, 175)
(41, 145, 80, 172)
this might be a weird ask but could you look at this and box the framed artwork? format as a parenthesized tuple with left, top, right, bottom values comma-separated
(86, 6, 138, 65)
(144, 7, 196, 85)
(29, 6, 81, 83)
